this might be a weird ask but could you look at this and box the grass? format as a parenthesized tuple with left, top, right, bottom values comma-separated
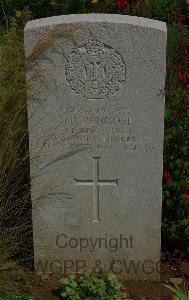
(164, 284, 189, 300)
(0, 290, 40, 300)
(0, 20, 33, 288)
(0, 25, 6, 44)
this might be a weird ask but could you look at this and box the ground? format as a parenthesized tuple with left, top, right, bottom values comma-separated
(1, 259, 188, 300)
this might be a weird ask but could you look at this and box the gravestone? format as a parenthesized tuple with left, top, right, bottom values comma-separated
(25, 14, 167, 281)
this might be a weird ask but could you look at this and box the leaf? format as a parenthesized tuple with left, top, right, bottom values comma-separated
(165, 108, 171, 120)
(163, 283, 189, 300)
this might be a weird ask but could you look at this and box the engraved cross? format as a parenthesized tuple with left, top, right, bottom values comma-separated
(74, 157, 118, 223)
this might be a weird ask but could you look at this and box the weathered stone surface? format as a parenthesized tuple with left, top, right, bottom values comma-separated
(169, 277, 184, 286)
(25, 14, 167, 281)
(180, 260, 189, 277)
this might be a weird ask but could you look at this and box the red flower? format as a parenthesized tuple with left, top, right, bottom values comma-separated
(168, 297, 173, 300)
(178, 70, 185, 81)
(116, 0, 128, 9)
(185, 71, 189, 80)
(186, 215, 189, 222)
(183, 193, 189, 201)
(177, 14, 185, 26)
(171, 110, 177, 118)
(163, 169, 171, 182)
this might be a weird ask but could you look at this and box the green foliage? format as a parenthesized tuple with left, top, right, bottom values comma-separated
(57, 272, 123, 300)
(58, 275, 80, 300)
(164, 283, 189, 300)
(162, 23, 189, 256)
(143, 0, 189, 24)
(1, 0, 188, 26)
(0, 19, 33, 286)
(0, 0, 92, 23)
(0, 290, 40, 300)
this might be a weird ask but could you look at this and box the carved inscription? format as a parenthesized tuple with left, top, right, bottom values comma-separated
(44, 106, 139, 151)
(65, 38, 126, 100)
(37, 106, 155, 154)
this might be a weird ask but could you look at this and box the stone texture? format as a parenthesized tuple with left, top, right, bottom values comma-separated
(25, 14, 167, 281)
(180, 260, 189, 277)
(169, 278, 184, 286)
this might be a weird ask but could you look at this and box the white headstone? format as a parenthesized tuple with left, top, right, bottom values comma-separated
(25, 14, 167, 280)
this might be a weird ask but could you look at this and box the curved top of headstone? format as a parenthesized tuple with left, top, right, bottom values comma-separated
(25, 13, 166, 32)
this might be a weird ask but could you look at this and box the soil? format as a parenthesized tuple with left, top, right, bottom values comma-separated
(1, 259, 188, 300)
(28, 260, 189, 300)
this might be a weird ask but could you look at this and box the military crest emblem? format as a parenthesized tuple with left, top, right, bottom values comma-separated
(65, 38, 126, 100)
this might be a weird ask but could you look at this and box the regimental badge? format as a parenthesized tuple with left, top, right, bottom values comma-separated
(65, 38, 126, 100)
